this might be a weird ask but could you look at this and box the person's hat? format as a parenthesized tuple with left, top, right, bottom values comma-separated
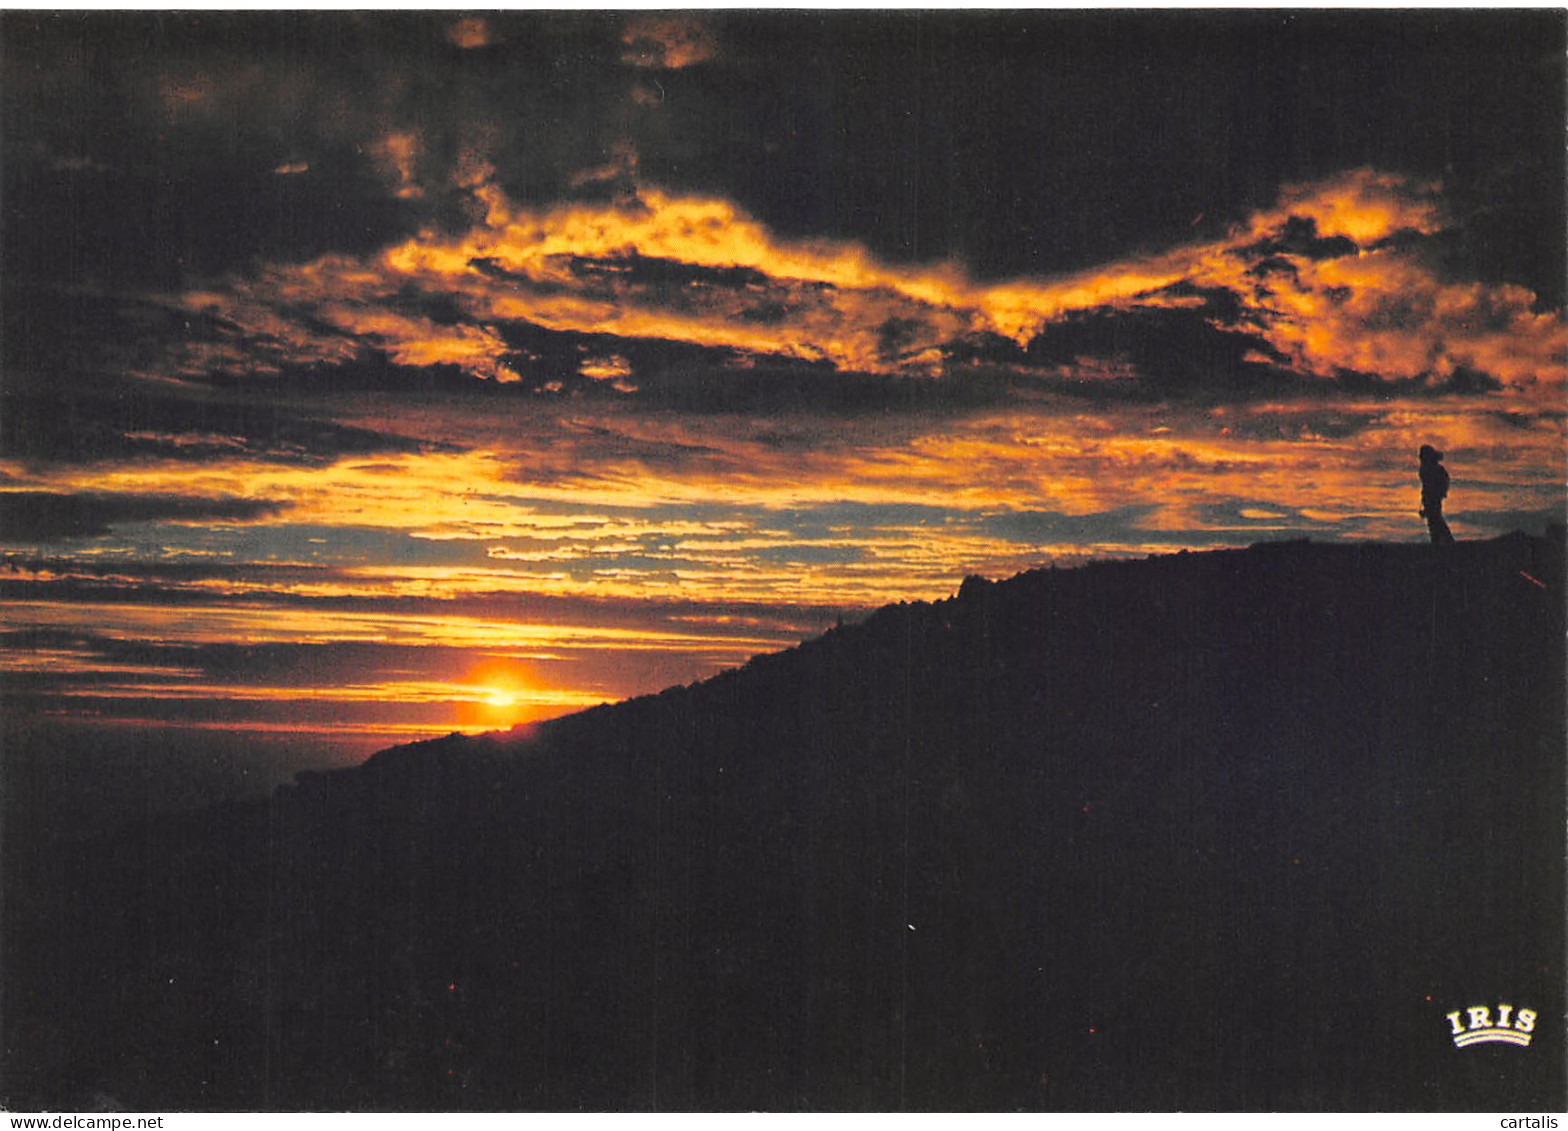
(1419, 444, 1443, 461)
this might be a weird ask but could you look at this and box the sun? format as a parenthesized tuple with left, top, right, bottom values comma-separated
(460, 662, 544, 727)
(485, 687, 518, 709)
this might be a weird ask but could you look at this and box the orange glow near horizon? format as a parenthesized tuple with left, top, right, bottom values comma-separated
(5, 389, 1560, 748)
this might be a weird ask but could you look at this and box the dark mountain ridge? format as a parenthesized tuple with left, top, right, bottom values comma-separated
(6, 532, 1564, 1110)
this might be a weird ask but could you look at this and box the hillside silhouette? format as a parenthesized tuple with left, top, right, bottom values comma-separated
(5, 533, 1564, 1111)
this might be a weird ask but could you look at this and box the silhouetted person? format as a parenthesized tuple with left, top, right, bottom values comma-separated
(1419, 444, 1454, 545)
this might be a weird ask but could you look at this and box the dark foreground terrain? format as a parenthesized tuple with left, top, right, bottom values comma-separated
(5, 533, 1564, 1111)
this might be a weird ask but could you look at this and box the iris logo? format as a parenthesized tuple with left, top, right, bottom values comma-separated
(1446, 1003, 1536, 1048)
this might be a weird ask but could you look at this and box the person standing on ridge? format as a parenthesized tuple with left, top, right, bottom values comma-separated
(1418, 444, 1455, 545)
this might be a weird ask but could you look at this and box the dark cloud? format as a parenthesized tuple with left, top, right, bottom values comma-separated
(489, 318, 761, 398)
(0, 630, 472, 687)
(0, 557, 335, 587)
(1213, 409, 1383, 443)
(0, 391, 441, 467)
(975, 504, 1356, 550)
(3, 14, 422, 289)
(2, 11, 631, 290)
(199, 357, 502, 398)
(0, 556, 855, 633)
(1438, 366, 1504, 396)
(630, 359, 1014, 416)
(8, 10, 1560, 303)
(1485, 409, 1567, 432)
(1, 288, 208, 397)
(981, 506, 1155, 545)
(457, 316, 1006, 413)
(1022, 306, 1295, 401)
(563, 253, 772, 298)
(0, 491, 285, 541)
(638, 12, 1564, 298)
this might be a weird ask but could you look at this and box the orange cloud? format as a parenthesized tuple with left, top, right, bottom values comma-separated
(170, 169, 1563, 403)
(331, 308, 521, 382)
(1212, 242, 1567, 394)
(13, 383, 1560, 601)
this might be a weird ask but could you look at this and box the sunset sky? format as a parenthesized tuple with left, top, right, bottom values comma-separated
(3, 11, 1564, 784)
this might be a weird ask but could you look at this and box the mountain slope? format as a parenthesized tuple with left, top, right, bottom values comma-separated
(6, 533, 1564, 1111)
